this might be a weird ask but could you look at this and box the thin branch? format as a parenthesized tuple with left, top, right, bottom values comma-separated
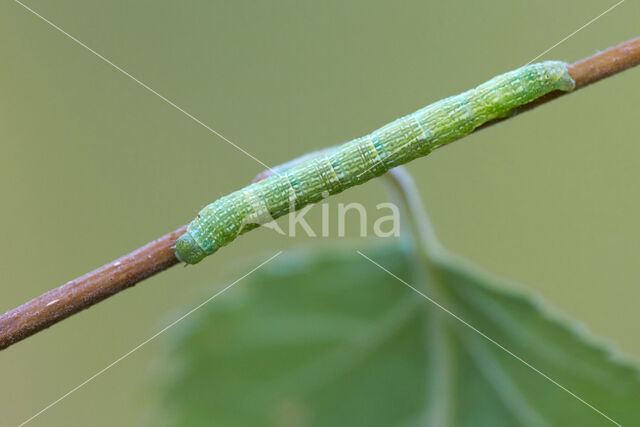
(0, 227, 186, 350)
(1, 37, 639, 351)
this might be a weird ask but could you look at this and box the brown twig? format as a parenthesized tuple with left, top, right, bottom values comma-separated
(0, 226, 186, 350)
(1, 37, 639, 351)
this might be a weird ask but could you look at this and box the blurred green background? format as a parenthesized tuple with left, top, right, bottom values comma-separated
(1, 1, 638, 425)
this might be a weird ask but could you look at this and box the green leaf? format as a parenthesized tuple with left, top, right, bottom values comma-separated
(158, 243, 639, 427)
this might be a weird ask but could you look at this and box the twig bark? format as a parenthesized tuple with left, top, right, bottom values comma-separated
(1, 37, 639, 351)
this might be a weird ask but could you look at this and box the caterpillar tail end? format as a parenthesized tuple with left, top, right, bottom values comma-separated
(547, 61, 576, 92)
(175, 232, 208, 264)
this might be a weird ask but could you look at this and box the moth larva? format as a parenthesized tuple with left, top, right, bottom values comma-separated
(176, 61, 574, 264)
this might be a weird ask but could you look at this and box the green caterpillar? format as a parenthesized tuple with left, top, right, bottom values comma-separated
(176, 61, 574, 264)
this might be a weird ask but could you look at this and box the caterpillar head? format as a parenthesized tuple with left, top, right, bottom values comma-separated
(175, 232, 208, 264)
